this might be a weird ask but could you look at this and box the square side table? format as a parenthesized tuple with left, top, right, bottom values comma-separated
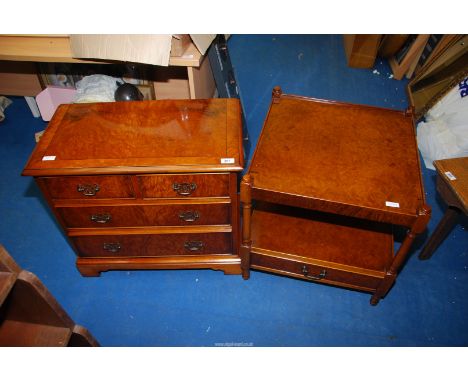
(240, 87, 431, 305)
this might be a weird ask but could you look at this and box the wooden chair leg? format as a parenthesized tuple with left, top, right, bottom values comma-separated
(419, 206, 460, 260)
(371, 204, 431, 305)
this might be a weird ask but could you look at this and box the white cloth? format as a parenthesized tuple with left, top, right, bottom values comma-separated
(73, 74, 121, 103)
(0, 96, 13, 122)
(417, 77, 468, 170)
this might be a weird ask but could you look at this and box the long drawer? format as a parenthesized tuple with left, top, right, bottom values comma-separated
(250, 252, 383, 292)
(72, 232, 232, 258)
(57, 202, 231, 228)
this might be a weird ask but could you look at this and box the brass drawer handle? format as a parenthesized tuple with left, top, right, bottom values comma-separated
(179, 211, 200, 222)
(302, 266, 327, 280)
(173, 182, 197, 196)
(103, 242, 121, 253)
(184, 241, 204, 252)
(77, 184, 100, 196)
(90, 213, 112, 224)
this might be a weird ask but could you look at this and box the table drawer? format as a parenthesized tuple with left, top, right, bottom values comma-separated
(43, 176, 135, 199)
(138, 174, 230, 198)
(250, 252, 382, 291)
(72, 232, 232, 258)
(57, 203, 231, 228)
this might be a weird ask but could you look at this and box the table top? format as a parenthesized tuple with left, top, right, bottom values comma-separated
(434, 157, 468, 214)
(248, 90, 426, 224)
(23, 99, 244, 176)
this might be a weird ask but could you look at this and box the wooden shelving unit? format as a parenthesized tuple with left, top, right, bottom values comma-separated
(250, 202, 394, 292)
(0, 34, 215, 100)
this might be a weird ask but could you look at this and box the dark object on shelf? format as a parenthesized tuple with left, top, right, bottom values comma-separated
(0, 244, 99, 346)
(419, 157, 468, 260)
(240, 87, 430, 306)
(114, 82, 144, 101)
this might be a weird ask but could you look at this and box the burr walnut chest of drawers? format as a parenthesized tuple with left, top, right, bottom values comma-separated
(23, 99, 244, 277)
(240, 87, 431, 305)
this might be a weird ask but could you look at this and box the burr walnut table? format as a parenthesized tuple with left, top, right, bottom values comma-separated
(240, 87, 431, 305)
(23, 99, 244, 276)
(419, 157, 468, 260)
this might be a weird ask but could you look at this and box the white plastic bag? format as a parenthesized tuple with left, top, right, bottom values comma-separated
(417, 77, 468, 170)
(73, 74, 121, 103)
(0, 96, 13, 122)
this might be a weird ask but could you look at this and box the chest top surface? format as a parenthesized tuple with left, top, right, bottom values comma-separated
(248, 93, 425, 218)
(23, 99, 243, 176)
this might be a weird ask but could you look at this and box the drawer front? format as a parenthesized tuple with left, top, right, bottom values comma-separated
(138, 174, 230, 198)
(72, 233, 232, 258)
(43, 176, 135, 199)
(250, 252, 382, 291)
(57, 203, 231, 228)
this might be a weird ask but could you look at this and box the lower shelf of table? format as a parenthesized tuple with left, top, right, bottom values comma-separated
(76, 254, 242, 276)
(249, 202, 395, 291)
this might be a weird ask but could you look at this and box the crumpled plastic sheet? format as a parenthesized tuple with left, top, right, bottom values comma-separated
(73, 74, 122, 103)
(417, 77, 468, 170)
(0, 96, 13, 122)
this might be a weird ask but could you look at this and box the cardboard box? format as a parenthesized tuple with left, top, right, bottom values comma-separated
(35, 86, 77, 121)
(69, 34, 216, 67)
(171, 35, 192, 57)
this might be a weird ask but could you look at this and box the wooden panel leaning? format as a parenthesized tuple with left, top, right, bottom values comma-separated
(0, 244, 99, 346)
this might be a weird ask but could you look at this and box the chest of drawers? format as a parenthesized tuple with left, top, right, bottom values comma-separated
(240, 87, 431, 305)
(23, 99, 244, 277)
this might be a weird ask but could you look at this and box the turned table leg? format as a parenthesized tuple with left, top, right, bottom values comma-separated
(419, 206, 461, 260)
(371, 204, 431, 305)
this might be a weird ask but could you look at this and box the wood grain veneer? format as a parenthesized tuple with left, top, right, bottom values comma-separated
(241, 87, 430, 305)
(22, 99, 244, 276)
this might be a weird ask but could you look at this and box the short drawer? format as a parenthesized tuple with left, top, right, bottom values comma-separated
(42, 176, 135, 199)
(57, 203, 231, 228)
(250, 252, 382, 291)
(137, 174, 230, 198)
(72, 232, 232, 258)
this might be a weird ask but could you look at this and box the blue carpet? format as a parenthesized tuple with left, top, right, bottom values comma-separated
(0, 34, 467, 347)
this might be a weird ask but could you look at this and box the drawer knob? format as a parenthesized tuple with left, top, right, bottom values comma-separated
(173, 182, 197, 196)
(184, 241, 204, 252)
(302, 266, 327, 280)
(77, 184, 100, 196)
(90, 213, 112, 224)
(179, 210, 200, 222)
(103, 242, 121, 253)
